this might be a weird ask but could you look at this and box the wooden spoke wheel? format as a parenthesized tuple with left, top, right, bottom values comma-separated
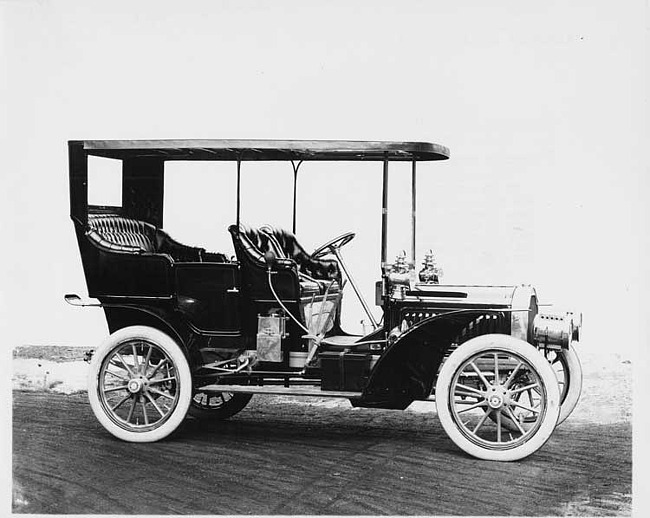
(435, 334, 560, 461)
(189, 391, 253, 420)
(87, 326, 192, 442)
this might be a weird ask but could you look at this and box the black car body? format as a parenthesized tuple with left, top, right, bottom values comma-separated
(67, 139, 582, 460)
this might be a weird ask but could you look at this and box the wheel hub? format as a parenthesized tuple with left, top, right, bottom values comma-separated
(487, 386, 507, 409)
(127, 378, 144, 394)
(488, 394, 503, 408)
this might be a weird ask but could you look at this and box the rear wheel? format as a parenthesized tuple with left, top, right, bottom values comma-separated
(87, 326, 192, 443)
(189, 391, 253, 420)
(435, 334, 560, 461)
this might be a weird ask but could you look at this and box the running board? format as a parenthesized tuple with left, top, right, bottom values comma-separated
(196, 384, 362, 399)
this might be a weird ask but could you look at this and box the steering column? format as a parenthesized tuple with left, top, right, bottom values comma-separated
(311, 232, 379, 330)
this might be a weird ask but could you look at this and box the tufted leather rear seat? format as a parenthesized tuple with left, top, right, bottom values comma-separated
(229, 224, 340, 296)
(86, 214, 227, 263)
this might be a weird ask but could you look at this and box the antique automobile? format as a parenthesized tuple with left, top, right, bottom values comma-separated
(66, 139, 582, 461)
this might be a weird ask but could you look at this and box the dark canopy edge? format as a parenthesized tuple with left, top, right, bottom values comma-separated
(74, 139, 450, 162)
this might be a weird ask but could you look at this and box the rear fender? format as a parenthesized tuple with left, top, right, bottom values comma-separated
(359, 310, 504, 409)
(93, 303, 201, 368)
(65, 294, 183, 343)
(102, 305, 185, 344)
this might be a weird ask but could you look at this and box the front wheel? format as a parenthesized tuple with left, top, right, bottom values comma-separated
(87, 326, 192, 443)
(547, 345, 582, 425)
(435, 334, 560, 461)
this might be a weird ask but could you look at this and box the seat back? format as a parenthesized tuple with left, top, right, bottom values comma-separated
(228, 224, 301, 300)
(229, 224, 280, 266)
(86, 214, 157, 253)
(86, 214, 217, 263)
(258, 225, 341, 282)
(229, 223, 344, 336)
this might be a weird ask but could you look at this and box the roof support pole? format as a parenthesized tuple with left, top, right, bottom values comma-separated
(411, 159, 417, 267)
(381, 157, 389, 269)
(236, 159, 242, 227)
(291, 160, 303, 234)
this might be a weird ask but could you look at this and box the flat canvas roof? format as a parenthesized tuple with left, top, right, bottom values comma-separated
(75, 139, 450, 161)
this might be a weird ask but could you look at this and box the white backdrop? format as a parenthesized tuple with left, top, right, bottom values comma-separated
(1, 1, 646, 353)
(1, 0, 648, 511)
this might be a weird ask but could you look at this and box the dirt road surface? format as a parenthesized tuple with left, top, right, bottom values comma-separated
(12, 390, 631, 515)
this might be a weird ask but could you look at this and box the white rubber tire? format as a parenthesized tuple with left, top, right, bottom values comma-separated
(87, 326, 192, 443)
(435, 334, 560, 461)
(553, 344, 582, 425)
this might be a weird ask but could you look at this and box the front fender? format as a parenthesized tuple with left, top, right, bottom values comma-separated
(356, 309, 506, 409)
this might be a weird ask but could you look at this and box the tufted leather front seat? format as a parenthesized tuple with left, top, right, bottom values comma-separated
(229, 224, 340, 297)
(86, 214, 227, 263)
(258, 225, 341, 286)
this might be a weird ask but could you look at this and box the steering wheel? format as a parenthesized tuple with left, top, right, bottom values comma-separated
(311, 232, 356, 259)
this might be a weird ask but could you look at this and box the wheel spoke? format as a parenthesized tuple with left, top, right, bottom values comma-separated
(469, 361, 491, 388)
(511, 399, 540, 415)
(109, 357, 133, 375)
(141, 398, 149, 425)
(494, 353, 499, 384)
(504, 361, 523, 388)
(148, 387, 175, 400)
(115, 353, 136, 377)
(472, 407, 492, 434)
(454, 392, 482, 400)
(526, 389, 536, 407)
(148, 376, 176, 385)
(103, 384, 129, 393)
(504, 406, 526, 435)
(455, 393, 482, 402)
(144, 392, 165, 418)
(131, 343, 140, 373)
(457, 400, 487, 413)
(126, 397, 136, 423)
(142, 344, 153, 377)
(455, 383, 485, 397)
(105, 370, 128, 381)
(496, 410, 502, 442)
(509, 382, 539, 395)
(110, 393, 132, 411)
